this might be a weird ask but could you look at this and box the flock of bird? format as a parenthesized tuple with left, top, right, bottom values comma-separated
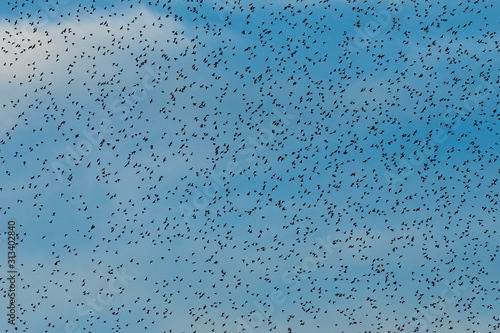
(0, 0, 499, 332)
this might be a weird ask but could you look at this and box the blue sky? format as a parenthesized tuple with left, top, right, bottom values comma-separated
(0, 0, 499, 332)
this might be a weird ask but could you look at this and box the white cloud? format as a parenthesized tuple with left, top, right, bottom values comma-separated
(0, 6, 190, 134)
